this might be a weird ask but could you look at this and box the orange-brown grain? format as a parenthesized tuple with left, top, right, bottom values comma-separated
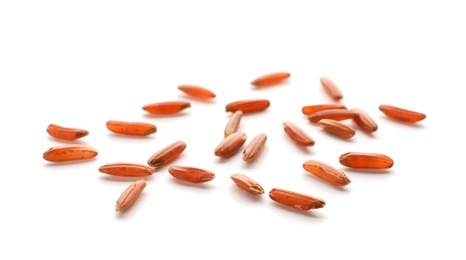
(106, 121, 156, 136)
(168, 165, 215, 183)
(46, 124, 89, 141)
(320, 77, 343, 100)
(282, 121, 315, 147)
(142, 101, 191, 115)
(317, 119, 355, 139)
(177, 85, 216, 100)
(301, 104, 347, 115)
(214, 132, 247, 158)
(307, 109, 357, 123)
(43, 145, 98, 162)
(115, 179, 146, 212)
(99, 163, 155, 177)
(147, 141, 186, 168)
(230, 174, 264, 195)
(242, 133, 267, 162)
(250, 72, 290, 87)
(225, 99, 270, 114)
(269, 188, 326, 210)
(339, 152, 394, 169)
(302, 160, 351, 186)
(224, 110, 243, 137)
(379, 104, 426, 123)
(351, 108, 378, 133)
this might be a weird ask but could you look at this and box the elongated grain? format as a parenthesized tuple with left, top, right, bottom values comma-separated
(224, 110, 243, 137)
(251, 72, 290, 87)
(147, 141, 186, 167)
(320, 77, 343, 100)
(168, 166, 215, 183)
(106, 121, 156, 136)
(43, 145, 98, 162)
(302, 104, 347, 115)
(339, 152, 394, 169)
(302, 160, 351, 186)
(177, 85, 216, 100)
(225, 99, 270, 114)
(214, 132, 247, 158)
(231, 174, 264, 195)
(46, 124, 89, 141)
(283, 121, 315, 146)
(379, 104, 426, 123)
(350, 108, 378, 133)
(307, 109, 357, 123)
(269, 188, 326, 210)
(115, 179, 146, 212)
(99, 163, 155, 177)
(317, 119, 355, 139)
(142, 101, 191, 115)
(242, 133, 267, 161)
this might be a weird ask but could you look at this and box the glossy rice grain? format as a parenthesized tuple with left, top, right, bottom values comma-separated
(168, 166, 215, 183)
(43, 145, 98, 162)
(225, 99, 270, 114)
(301, 104, 347, 115)
(99, 163, 155, 177)
(269, 188, 326, 210)
(303, 160, 351, 186)
(147, 141, 186, 168)
(320, 77, 343, 100)
(283, 121, 315, 147)
(115, 179, 146, 212)
(317, 119, 355, 139)
(214, 132, 247, 158)
(351, 108, 378, 133)
(250, 72, 290, 87)
(142, 101, 191, 115)
(339, 152, 394, 169)
(231, 174, 264, 195)
(242, 133, 267, 161)
(307, 109, 357, 123)
(46, 124, 89, 141)
(177, 85, 216, 100)
(106, 121, 156, 136)
(224, 110, 243, 137)
(379, 104, 426, 123)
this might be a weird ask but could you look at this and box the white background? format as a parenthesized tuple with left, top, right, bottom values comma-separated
(1, 1, 465, 259)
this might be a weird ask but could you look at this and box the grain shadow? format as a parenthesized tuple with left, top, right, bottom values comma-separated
(284, 139, 314, 155)
(143, 112, 191, 119)
(343, 168, 393, 174)
(229, 185, 264, 202)
(106, 133, 156, 140)
(379, 116, 426, 129)
(356, 128, 378, 138)
(215, 152, 242, 164)
(302, 172, 350, 192)
(270, 202, 325, 218)
(99, 174, 153, 182)
(250, 81, 290, 91)
(46, 136, 90, 144)
(177, 94, 216, 104)
(43, 158, 98, 166)
(318, 129, 356, 143)
(169, 177, 214, 190)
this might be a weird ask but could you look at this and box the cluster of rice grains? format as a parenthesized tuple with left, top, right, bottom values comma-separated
(43, 74, 425, 213)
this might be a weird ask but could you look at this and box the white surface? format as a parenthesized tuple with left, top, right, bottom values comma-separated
(1, 1, 465, 259)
